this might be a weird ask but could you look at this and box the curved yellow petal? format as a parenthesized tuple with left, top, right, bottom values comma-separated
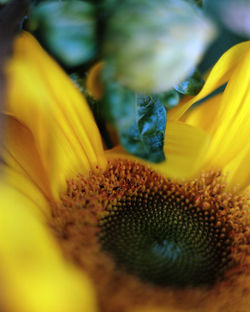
(4, 32, 106, 198)
(168, 41, 250, 121)
(2, 165, 50, 219)
(0, 182, 97, 312)
(182, 93, 223, 134)
(105, 121, 210, 181)
(204, 47, 250, 168)
(2, 114, 52, 205)
(156, 121, 210, 180)
(86, 62, 104, 100)
(179, 45, 250, 188)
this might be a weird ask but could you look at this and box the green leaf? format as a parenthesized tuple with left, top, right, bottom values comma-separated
(103, 81, 166, 163)
(159, 90, 180, 111)
(29, 0, 96, 66)
(97, 0, 120, 13)
(174, 69, 204, 95)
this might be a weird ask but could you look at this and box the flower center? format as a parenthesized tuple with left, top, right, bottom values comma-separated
(98, 175, 232, 287)
(51, 159, 249, 311)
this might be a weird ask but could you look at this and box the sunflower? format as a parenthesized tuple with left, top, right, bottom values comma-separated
(0, 32, 249, 312)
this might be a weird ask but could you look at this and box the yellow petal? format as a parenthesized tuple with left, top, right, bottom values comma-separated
(2, 165, 50, 219)
(179, 45, 250, 187)
(86, 62, 104, 100)
(182, 93, 223, 134)
(105, 121, 210, 181)
(4, 32, 106, 198)
(204, 47, 250, 168)
(223, 143, 250, 191)
(155, 121, 210, 180)
(2, 114, 52, 205)
(0, 182, 97, 312)
(168, 41, 250, 121)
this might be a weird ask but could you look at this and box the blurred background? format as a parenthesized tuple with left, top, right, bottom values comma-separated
(1, 0, 250, 94)
(0, 0, 250, 162)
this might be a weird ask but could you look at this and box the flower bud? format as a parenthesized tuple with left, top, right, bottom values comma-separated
(104, 0, 216, 93)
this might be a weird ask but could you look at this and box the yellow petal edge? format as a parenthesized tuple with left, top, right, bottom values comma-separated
(106, 120, 211, 181)
(4, 32, 106, 198)
(0, 181, 97, 312)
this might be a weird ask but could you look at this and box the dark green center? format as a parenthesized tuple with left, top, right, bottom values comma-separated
(99, 192, 231, 287)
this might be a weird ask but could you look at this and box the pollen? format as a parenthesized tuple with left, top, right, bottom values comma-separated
(50, 159, 250, 312)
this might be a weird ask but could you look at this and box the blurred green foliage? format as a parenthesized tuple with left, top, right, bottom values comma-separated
(174, 70, 204, 96)
(0, 0, 11, 4)
(159, 91, 181, 111)
(102, 79, 166, 162)
(29, 0, 96, 66)
(189, 0, 203, 7)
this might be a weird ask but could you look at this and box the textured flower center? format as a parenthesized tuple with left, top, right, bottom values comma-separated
(51, 159, 249, 311)
(99, 178, 232, 286)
